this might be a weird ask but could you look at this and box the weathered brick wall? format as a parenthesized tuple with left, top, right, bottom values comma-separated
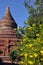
(0, 36, 19, 56)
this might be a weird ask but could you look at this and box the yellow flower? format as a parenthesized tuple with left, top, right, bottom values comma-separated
(20, 48, 23, 51)
(20, 53, 23, 56)
(40, 50, 43, 54)
(28, 44, 33, 47)
(36, 34, 39, 36)
(32, 24, 35, 26)
(39, 24, 41, 27)
(28, 61, 34, 64)
(26, 44, 33, 47)
(41, 58, 43, 61)
(34, 53, 38, 57)
(42, 47, 43, 49)
(20, 61, 24, 64)
(28, 27, 32, 30)
(40, 50, 43, 56)
(24, 53, 28, 58)
(29, 55, 33, 58)
(26, 44, 28, 47)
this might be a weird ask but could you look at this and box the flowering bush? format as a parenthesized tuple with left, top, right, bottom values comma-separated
(17, 24, 43, 65)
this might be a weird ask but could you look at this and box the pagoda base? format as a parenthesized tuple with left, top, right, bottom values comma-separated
(0, 56, 11, 63)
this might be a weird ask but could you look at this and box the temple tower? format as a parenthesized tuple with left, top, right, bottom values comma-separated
(0, 7, 20, 58)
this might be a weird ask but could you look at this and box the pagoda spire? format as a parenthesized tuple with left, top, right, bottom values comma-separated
(2, 7, 14, 21)
(0, 7, 17, 28)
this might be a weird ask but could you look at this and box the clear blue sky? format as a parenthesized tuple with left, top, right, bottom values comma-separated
(0, 0, 29, 27)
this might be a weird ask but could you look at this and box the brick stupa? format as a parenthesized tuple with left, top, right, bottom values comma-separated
(0, 7, 21, 62)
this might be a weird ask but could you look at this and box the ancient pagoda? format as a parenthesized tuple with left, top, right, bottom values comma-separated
(0, 7, 21, 62)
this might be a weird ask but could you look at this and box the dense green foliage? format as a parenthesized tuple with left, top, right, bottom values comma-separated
(9, 0, 43, 65)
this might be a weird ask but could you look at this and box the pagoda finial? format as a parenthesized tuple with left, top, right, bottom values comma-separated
(6, 7, 10, 13)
